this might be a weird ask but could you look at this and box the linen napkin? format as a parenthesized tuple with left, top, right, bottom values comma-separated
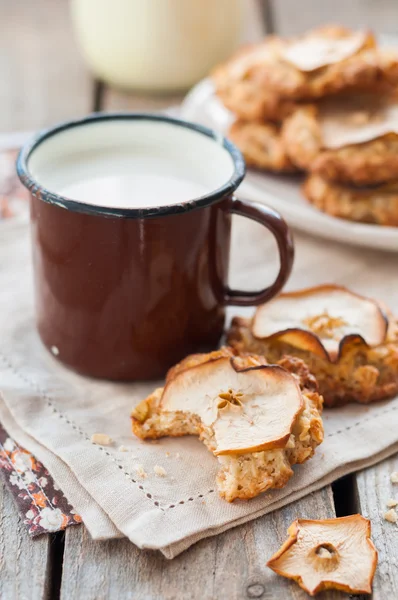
(1, 218, 398, 559)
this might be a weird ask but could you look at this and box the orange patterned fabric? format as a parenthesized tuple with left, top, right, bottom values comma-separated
(0, 423, 81, 535)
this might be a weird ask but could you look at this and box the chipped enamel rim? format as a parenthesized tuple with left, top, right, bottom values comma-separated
(16, 112, 245, 220)
(252, 284, 389, 363)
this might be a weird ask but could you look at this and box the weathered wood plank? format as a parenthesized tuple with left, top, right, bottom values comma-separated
(270, 0, 398, 36)
(0, 0, 92, 132)
(0, 479, 52, 600)
(61, 487, 343, 600)
(354, 454, 398, 600)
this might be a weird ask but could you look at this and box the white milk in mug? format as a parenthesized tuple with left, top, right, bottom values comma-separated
(71, 0, 244, 92)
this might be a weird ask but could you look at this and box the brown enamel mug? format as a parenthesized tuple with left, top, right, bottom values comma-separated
(17, 114, 294, 380)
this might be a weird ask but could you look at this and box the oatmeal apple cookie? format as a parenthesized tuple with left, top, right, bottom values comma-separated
(228, 120, 298, 173)
(255, 27, 398, 100)
(131, 348, 323, 502)
(227, 284, 398, 407)
(212, 40, 297, 122)
(282, 94, 398, 184)
(303, 174, 398, 226)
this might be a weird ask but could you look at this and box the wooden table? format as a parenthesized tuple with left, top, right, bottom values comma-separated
(1, 2, 398, 598)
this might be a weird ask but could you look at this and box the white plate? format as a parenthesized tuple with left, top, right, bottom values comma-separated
(180, 78, 398, 252)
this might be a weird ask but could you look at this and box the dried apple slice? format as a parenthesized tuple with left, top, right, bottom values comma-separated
(160, 356, 303, 456)
(252, 284, 388, 362)
(267, 515, 378, 596)
(280, 30, 369, 72)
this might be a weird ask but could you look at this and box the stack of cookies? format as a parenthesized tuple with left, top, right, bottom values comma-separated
(212, 25, 398, 227)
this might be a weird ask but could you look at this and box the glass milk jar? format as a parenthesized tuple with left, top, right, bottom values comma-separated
(71, 0, 244, 92)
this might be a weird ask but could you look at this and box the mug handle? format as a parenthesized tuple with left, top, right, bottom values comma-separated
(224, 196, 294, 306)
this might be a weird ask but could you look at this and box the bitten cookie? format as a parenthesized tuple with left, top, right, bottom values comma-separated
(228, 120, 298, 173)
(303, 174, 398, 227)
(227, 284, 398, 407)
(282, 94, 398, 185)
(131, 348, 323, 502)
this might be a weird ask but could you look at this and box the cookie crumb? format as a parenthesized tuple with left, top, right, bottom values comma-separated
(384, 508, 398, 523)
(154, 465, 167, 477)
(387, 498, 398, 508)
(118, 445, 128, 452)
(91, 433, 112, 446)
(390, 471, 398, 484)
(134, 464, 147, 479)
(165, 452, 170, 457)
(285, 435, 295, 449)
